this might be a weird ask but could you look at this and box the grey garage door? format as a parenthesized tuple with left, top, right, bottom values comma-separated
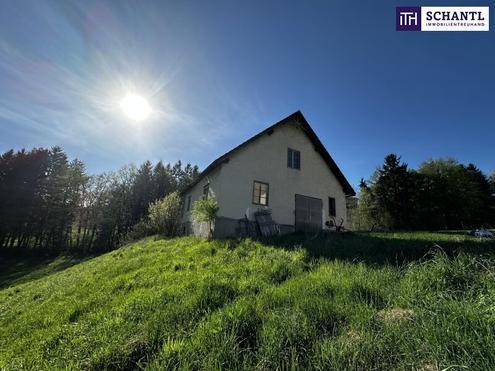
(295, 194, 323, 232)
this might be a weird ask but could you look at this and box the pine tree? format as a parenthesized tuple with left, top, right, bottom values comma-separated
(374, 154, 415, 230)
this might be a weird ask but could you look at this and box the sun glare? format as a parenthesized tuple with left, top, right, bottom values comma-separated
(120, 93, 151, 122)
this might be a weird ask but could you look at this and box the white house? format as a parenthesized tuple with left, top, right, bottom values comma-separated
(181, 111, 355, 238)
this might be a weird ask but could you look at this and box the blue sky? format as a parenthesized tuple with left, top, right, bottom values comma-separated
(0, 0, 493, 188)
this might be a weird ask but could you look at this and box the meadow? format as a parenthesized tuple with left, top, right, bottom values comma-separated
(1, 232, 494, 370)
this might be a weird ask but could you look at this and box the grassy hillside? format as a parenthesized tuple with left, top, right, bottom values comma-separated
(1, 232, 495, 370)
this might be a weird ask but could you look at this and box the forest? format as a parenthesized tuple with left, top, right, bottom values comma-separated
(356, 154, 495, 231)
(0, 147, 198, 253)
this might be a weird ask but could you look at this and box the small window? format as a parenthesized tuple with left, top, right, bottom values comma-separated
(328, 197, 336, 217)
(252, 181, 269, 206)
(186, 195, 192, 211)
(203, 184, 209, 199)
(287, 148, 301, 170)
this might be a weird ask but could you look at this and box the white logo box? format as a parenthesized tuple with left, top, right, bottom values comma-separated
(422, 6, 489, 31)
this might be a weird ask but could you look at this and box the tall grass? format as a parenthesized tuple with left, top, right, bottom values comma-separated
(1, 232, 494, 369)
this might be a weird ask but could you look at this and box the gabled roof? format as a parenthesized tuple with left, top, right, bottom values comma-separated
(183, 111, 356, 196)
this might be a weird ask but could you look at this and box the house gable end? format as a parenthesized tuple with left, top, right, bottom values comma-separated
(182, 111, 355, 196)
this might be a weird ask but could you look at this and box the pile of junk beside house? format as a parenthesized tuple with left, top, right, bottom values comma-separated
(235, 206, 346, 238)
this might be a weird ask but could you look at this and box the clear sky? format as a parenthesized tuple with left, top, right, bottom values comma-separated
(0, 0, 493, 189)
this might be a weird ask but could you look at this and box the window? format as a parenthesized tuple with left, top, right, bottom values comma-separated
(328, 197, 336, 217)
(252, 181, 269, 206)
(186, 195, 192, 211)
(203, 184, 209, 199)
(287, 148, 301, 170)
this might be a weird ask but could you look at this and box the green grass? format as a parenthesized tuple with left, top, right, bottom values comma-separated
(1, 232, 494, 369)
(0, 253, 86, 289)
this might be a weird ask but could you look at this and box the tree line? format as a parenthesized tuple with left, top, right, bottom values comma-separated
(0, 147, 198, 253)
(355, 154, 495, 231)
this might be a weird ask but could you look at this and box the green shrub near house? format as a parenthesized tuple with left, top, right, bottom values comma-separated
(192, 197, 219, 239)
(147, 192, 183, 237)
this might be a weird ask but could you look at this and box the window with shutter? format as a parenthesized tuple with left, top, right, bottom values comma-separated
(287, 148, 301, 170)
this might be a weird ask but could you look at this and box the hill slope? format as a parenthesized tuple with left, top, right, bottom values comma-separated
(1, 233, 495, 369)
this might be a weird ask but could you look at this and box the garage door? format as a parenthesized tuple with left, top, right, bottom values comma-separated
(295, 194, 322, 232)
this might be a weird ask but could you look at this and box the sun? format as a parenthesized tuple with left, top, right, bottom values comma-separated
(120, 93, 151, 122)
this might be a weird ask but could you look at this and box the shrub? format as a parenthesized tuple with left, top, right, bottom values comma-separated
(192, 197, 219, 239)
(123, 219, 155, 243)
(148, 192, 183, 237)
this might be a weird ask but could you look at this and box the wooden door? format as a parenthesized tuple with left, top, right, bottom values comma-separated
(295, 194, 322, 232)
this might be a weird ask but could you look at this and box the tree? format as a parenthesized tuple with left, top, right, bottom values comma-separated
(0, 147, 89, 251)
(178, 163, 200, 191)
(372, 154, 415, 230)
(0, 148, 51, 248)
(131, 161, 154, 225)
(354, 177, 390, 231)
(152, 161, 173, 201)
(490, 171, 495, 194)
(148, 192, 183, 237)
(356, 155, 495, 231)
(417, 159, 492, 229)
(465, 164, 493, 227)
(95, 166, 137, 250)
(168, 160, 200, 191)
(0, 147, 200, 253)
(192, 197, 219, 239)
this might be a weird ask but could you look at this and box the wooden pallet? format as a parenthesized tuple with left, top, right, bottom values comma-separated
(254, 210, 280, 237)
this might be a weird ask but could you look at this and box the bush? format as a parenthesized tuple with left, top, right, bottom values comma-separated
(123, 219, 155, 243)
(192, 197, 219, 239)
(148, 192, 183, 237)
